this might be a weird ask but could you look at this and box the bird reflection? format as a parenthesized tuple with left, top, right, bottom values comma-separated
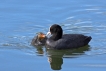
(33, 45, 90, 70)
(48, 55, 63, 70)
(33, 45, 44, 55)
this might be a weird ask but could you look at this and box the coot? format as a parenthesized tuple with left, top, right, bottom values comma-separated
(31, 32, 47, 46)
(46, 24, 92, 49)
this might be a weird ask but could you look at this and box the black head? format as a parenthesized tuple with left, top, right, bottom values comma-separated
(49, 24, 63, 41)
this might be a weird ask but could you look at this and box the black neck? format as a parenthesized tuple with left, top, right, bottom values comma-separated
(51, 33, 62, 41)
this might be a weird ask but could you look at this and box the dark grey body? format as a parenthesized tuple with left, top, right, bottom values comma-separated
(46, 34, 92, 49)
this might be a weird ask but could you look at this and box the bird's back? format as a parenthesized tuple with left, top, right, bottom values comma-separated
(47, 34, 92, 49)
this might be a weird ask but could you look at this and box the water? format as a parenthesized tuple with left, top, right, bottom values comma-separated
(0, 0, 106, 71)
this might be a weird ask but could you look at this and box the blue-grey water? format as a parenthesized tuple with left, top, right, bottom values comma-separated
(0, 0, 106, 71)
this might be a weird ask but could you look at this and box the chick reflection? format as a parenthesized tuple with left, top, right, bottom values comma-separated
(34, 45, 44, 55)
(46, 45, 90, 70)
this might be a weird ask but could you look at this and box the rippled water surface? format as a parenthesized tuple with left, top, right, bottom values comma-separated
(0, 0, 106, 71)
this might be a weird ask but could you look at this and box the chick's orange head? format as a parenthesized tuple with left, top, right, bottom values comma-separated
(38, 33, 46, 40)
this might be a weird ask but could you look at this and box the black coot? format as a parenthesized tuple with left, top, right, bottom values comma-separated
(46, 24, 92, 49)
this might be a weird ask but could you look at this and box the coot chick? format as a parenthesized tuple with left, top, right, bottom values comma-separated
(31, 32, 47, 46)
(46, 24, 92, 49)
